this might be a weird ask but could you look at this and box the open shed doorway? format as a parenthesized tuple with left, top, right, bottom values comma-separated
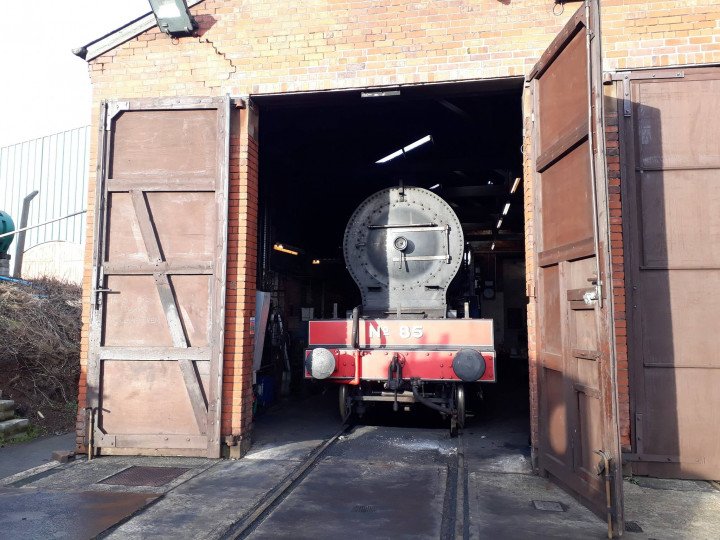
(251, 79, 529, 440)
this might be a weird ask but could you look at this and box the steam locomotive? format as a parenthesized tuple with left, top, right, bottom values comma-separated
(304, 185, 495, 433)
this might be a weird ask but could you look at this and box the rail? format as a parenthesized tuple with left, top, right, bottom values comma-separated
(0, 210, 87, 239)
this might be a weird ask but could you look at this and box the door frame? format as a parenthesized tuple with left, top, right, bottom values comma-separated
(527, 0, 624, 533)
(86, 96, 230, 458)
(617, 66, 720, 476)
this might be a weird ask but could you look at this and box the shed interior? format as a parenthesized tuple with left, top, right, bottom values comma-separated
(253, 79, 530, 425)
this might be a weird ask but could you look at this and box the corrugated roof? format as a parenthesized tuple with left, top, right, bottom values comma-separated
(72, 0, 205, 62)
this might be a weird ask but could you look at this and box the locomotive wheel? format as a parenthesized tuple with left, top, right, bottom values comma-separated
(455, 383, 466, 429)
(339, 384, 352, 421)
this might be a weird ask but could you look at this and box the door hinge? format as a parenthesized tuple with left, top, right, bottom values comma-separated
(106, 101, 129, 128)
(609, 70, 684, 118)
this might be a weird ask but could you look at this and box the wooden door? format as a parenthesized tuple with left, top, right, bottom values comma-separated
(621, 67, 720, 479)
(528, 1, 623, 531)
(87, 97, 229, 458)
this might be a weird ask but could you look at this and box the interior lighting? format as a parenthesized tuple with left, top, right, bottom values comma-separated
(502, 203, 511, 216)
(510, 177, 521, 194)
(376, 149, 403, 164)
(148, 0, 198, 36)
(376, 135, 433, 164)
(273, 243, 299, 256)
(496, 218, 503, 229)
(429, 184, 441, 190)
(312, 259, 321, 265)
(491, 242, 496, 251)
(361, 90, 401, 98)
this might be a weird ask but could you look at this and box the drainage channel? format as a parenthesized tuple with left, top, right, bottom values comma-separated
(440, 429, 468, 540)
(221, 422, 353, 540)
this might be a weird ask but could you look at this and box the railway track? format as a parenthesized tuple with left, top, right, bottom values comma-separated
(221, 421, 468, 540)
(220, 423, 353, 539)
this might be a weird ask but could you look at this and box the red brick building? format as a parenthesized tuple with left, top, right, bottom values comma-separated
(74, 0, 720, 529)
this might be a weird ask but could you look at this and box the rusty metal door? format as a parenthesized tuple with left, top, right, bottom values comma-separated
(528, 1, 623, 531)
(620, 67, 720, 479)
(87, 97, 229, 458)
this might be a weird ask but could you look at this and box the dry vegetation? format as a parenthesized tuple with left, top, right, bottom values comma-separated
(0, 277, 81, 434)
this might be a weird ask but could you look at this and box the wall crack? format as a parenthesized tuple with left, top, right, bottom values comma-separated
(197, 35, 238, 76)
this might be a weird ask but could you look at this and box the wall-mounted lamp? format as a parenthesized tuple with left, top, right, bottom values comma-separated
(148, 0, 198, 36)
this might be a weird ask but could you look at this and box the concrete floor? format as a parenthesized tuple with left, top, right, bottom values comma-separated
(0, 431, 75, 479)
(0, 382, 718, 539)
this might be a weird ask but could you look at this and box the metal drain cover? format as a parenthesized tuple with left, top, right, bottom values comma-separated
(625, 521, 644, 533)
(532, 500, 565, 512)
(99, 466, 190, 487)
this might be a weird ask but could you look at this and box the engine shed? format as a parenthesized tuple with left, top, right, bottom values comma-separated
(73, 0, 720, 530)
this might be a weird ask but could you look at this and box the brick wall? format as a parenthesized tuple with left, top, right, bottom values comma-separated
(602, 0, 720, 70)
(76, 0, 720, 453)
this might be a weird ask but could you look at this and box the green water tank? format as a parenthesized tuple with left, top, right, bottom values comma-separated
(0, 211, 15, 254)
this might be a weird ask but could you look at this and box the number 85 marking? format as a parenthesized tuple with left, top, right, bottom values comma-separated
(399, 325, 423, 339)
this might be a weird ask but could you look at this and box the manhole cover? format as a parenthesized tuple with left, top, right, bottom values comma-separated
(625, 521, 644, 533)
(532, 500, 565, 512)
(99, 466, 190, 487)
(352, 505, 376, 513)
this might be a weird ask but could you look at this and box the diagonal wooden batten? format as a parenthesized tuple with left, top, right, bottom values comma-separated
(154, 274, 209, 433)
(130, 188, 208, 433)
(178, 358, 209, 434)
(130, 189, 163, 263)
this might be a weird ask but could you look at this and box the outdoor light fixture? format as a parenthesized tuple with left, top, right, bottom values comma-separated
(510, 177, 521, 194)
(148, 0, 198, 36)
(376, 135, 433, 164)
(273, 243, 299, 256)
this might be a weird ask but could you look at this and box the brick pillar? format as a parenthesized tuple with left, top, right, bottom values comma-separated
(75, 104, 101, 454)
(222, 102, 259, 457)
(604, 88, 631, 452)
(522, 87, 540, 466)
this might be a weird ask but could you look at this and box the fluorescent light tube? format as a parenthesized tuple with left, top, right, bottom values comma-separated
(376, 135, 433, 164)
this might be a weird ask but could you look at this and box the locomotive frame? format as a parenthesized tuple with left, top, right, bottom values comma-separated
(305, 185, 496, 434)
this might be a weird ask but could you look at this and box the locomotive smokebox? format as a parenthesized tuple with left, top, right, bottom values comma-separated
(343, 186, 464, 318)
